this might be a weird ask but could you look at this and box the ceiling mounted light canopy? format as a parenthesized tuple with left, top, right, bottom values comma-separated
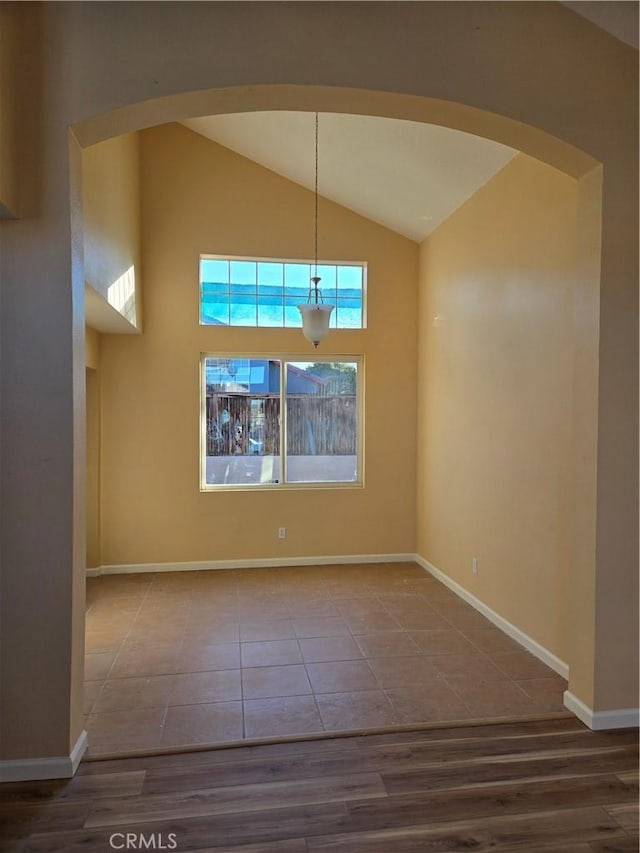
(298, 113, 334, 348)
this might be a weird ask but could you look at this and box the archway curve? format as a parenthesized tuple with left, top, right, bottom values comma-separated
(72, 84, 598, 180)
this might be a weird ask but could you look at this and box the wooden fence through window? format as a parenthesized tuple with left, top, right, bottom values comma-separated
(286, 395, 356, 455)
(206, 393, 356, 457)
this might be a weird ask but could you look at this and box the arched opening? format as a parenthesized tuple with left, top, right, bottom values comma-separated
(75, 85, 603, 754)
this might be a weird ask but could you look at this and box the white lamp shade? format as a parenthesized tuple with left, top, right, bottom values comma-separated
(297, 303, 334, 347)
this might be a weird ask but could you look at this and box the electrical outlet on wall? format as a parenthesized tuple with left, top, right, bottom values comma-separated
(278, 527, 287, 540)
(472, 557, 479, 574)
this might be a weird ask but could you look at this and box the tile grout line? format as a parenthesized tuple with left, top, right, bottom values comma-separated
(236, 579, 247, 740)
(86, 577, 155, 714)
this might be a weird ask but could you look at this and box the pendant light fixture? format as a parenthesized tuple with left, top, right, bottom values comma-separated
(298, 112, 334, 348)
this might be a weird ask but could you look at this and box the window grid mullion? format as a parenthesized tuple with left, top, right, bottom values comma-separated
(254, 261, 258, 326)
(281, 359, 287, 484)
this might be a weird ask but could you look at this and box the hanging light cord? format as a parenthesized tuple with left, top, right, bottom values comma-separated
(298, 110, 333, 347)
(314, 111, 319, 286)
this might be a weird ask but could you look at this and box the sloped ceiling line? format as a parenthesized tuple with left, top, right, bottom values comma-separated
(182, 112, 517, 243)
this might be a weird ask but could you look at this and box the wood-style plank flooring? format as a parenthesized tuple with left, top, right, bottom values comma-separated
(1, 716, 637, 852)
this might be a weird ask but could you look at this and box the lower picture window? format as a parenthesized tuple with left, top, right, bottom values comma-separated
(202, 356, 362, 488)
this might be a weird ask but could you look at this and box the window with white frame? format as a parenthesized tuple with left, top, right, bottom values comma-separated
(199, 256, 366, 329)
(201, 355, 362, 489)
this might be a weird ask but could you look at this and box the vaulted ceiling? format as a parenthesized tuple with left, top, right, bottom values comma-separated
(182, 113, 517, 243)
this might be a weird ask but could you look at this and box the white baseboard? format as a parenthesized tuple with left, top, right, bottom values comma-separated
(563, 691, 640, 730)
(414, 554, 570, 680)
(0, 729, 88, 782)
(89, 553, 416, 577)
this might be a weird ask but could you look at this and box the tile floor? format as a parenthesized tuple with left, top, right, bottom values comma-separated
(84, 563, 568, 756)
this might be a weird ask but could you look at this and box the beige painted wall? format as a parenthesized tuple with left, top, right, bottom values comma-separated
(0, 3, 18, 218)
(86, 367, 100, 570)
(85, 327, 101, 569)
(85, 325, 100, 370)
(82, 133, 142, 329)
(417, 154, 577, 662)
(99, 123, 418, 565)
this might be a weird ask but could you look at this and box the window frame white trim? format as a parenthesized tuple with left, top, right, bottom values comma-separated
(200, 352, 365, 492)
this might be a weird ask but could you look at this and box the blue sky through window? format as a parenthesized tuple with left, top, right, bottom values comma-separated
(200, 257, 364, 329)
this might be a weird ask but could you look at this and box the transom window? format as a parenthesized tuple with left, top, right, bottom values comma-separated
(201, 355, 363, 489)
(199, 256, 366, 329)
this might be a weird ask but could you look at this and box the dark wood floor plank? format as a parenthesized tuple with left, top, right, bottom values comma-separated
(366, 730, 638, 767)
(0, 770, 145, 804)
(0, 801, 90, 841)
(376, 727, 638, 753)
(345, 773, 637, 831)
(77, 735, 360, 776)
(85, 772, 385, 828)
(190, 841, 308, 853)
(382, 746, 639, 794)
(20, 802, 349, 851)
(590, 838, 640, 852)
(141, 754, 366, 796)
(616, 770, 639, 784)
(305, 805, 627, 852)
(604, 803, 639, 832)
(505, 846, 593, 853)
